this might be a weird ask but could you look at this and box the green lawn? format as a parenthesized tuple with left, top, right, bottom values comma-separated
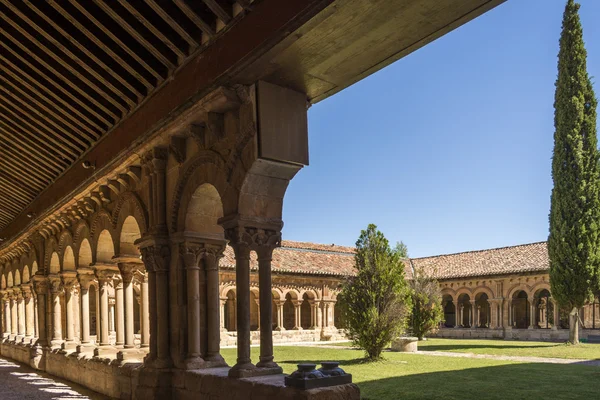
(221, 345, 600, 400)
(419, 338, 600, 360)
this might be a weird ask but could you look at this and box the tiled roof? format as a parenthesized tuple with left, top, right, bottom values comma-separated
(410, 241, 549, 280)
(221, 240, 357, 277)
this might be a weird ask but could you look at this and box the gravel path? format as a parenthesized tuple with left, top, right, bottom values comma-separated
(0, 357, 108, 400)
(409, 350, 600, 366)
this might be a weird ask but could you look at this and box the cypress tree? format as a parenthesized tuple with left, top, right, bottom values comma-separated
(548, 0, 599, 345)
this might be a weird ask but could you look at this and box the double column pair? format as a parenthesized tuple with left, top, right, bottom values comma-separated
(179, 238, 225, 369)
(224, 224, 282, 378)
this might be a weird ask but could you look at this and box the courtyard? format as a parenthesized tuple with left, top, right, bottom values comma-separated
(222, 340, 600, 400)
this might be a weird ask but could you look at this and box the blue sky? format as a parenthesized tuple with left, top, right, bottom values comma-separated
(281, 0, 600, 258)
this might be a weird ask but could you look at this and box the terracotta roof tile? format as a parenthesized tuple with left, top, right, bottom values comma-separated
(411, 241, 548, 280)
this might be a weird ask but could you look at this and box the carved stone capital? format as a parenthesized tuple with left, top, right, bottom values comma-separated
(224, 225, 281, 261)
(94, 266, 120, 285)
(31, 276, 49, 295)
(0, 290, 9, 302)
(21, 285, 32, 301)
(77, 268, 96, 290)
(140, 243, 171, 273)
(61, 271, 78, 291)
(48, 275, 63, 294)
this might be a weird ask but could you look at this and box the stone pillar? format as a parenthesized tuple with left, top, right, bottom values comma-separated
(528, 298, 535, 329)
(309, 300, 318, 329)
(48, 276, 63, 347)
(139, 242, 171, 368)
(114, 277, 125, 347)
(109, 300, 116, 335)
(118, 264, 137, 350)
(225, 228, 255, 378)
(293, 300, 303, 330)
(256, 241, 281, 372)
(488, 300, 496, 329)
(275, 300, 285, 331)
(469, 300, 476, 328)
(94, 268, 116, 347)
(77, 272, 94, 345)
(62, 273, 78, 346)
(140, 272, 150, 348)
(16, 288, 25, 338)
(454, 301, 460, 328)
(220, 297, 227, 331)
(180, 243, 205, 369)
(32, 277, 48, 347)
(552, 299, 561, 330)
(2, 291, 10, 338)
(73, 287, 80, 342)
(205, 246, 225, 365)
(459, 304, 464, 328)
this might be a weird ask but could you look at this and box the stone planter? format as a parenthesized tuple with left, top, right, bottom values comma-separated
(391, 337, 418, 352)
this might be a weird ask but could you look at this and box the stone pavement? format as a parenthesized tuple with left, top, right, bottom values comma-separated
(0, 357, 108, 400)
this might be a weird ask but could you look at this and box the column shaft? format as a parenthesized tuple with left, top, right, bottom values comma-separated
(156, 270, 170, 363)
(141, 276, 150, 348)
(65, 288, 75, 341)
(80, 287, 90, 344)
(257, 251, 278, 369)
(123, 277, 135, 349)
(185, 263, 202, 364)
(205, 252, 224, 364)
(115, 281, 124, 347)
(99, 280, 110, 346)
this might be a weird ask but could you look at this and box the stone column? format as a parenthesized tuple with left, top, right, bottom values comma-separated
(309, 300, 317, 329)
(73, 287, 80, 342)
(114, 276, 125, 347)
(32, 277, 48, 347)
(77, 272, 94, 346)
(275, 300, 285, 331)
(225, 227, 255, 378)
(488, 300, 496, 329)
(140, 242, 171, 368)
(180, 243, 204, 369)
(256, 240, 281, 372)
(94, 268, 116, 347)
(552, 299, 561, 330)
(469, 300, 476, 328)
(62, 273, 78, 347)
(109, 300, 116, 336)
(454, 301, 460, 328)
(48, 276, 63, 347)
(1, 291, 10, 338)
(293, 300, 303, 330)
(118, 264, 137, 350)
(140, 272, 150, 348)
(16, 288, 25, 338)
(330, 301, 337, 329)
(205, 246, 225, 365)
(528, 298, 535, 329)
(459, 304, 464, 328)
(220, 297, 227, 331)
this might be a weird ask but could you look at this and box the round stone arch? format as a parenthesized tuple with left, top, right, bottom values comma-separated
(73, 220, 92, 268)
(90, 209, 117, 263)
(299, 288, 320, 301)
(7, 270, 13, 288)
(454, 287, 473, 300)
(219, 283, 237, 299)
(472, 286, 495, 300)
(112, 192, 148, 256)
(57, 230, 74, 262)
(507, 283, 533, 300)
(530, 282, 552, 299)
(44, 236, 59, 274)
(22, 264, 30, 283)
(1, 274, 5, 289)
(271, 287, 284, 301)
(49, 252, 61, 274)
(171, 154, 239, 234)
(441, 288, 457, 302)
(31, 261, 38, 277)
(14, 269, 21, 286)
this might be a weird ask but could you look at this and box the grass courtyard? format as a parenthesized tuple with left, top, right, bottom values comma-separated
(220, 341, 600, 400)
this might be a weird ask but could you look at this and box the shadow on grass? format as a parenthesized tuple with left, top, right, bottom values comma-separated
(279, 357, 373, 367)
(358, 362, 600, 400)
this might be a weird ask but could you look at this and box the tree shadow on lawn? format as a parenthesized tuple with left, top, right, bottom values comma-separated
(280, 357, 372, 367)
(358, 362, 600, 400)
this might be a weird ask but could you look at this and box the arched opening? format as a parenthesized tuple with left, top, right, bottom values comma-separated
(1, 275, 6, 289)
(14, 270, 21, 286)
(442, 294, 455, 327)
(283, 293, 296, 330)
(63, 246, 76, 271)
(512, 290, 529, 329)
(49, 252, 60, 274)
(475, 293, 490, 328)
(301, 293, 312, 329)
(457, 294, 472, 327)
(22, 266, 30, 283)
(79, 239, 93, 268)
(184, 184, 224, 236)
(89, 285, 98, 337)
(250, 290, 259, 331)
(7, 271, 13, 287)
(224, 289, 236, 332)
(31, 261, 38, 276)
(271, 290, 280, 329)
(120, 216, 142, 256)
(534, 289, 552, 329)
(96, 230, 115, 263)
(134, 286, 141, 335)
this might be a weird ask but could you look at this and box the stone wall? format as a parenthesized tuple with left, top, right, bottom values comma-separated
(431, 327, 600, 341)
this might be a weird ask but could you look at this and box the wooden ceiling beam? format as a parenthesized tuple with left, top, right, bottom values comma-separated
(67, 0, 164, 84)
(117, 0, 186, 62)
(0, 102, 80, 159)
(145, 0, 199, 50)
(0, 143, 58, 179)
(0, 9, 125, 120)
(48, 0, 154, 92)
(0, 54, 104, 134)
(0, 40, 112, 129)
(94, 0, 176, 71)
(0, 183, 30, 208)
(0, 131, 64, 174)
(0, 159, 48, 191)
(0, 73, 99, 146)
(0, 171, 40, 200)
(24, 0, 144, 103)
(0, 29, 117, 127)
(0, 85, 89, 150)
(174, 0, 215, 39)
(203, 0, 232, 24)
